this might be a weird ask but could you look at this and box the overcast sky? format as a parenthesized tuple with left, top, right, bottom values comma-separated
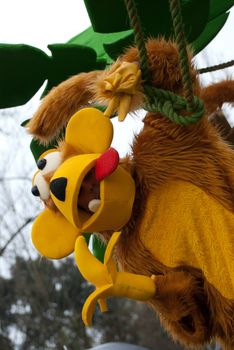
(0, 1, 233, 68)
(0, 0, 90, 50)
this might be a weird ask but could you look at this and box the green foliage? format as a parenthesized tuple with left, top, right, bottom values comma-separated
(91, 235, 106, 263)
(84, 0, 209, 41)
(68, 27, 133, 64)
(29, 138, 58, 163)
(0, 44, 105, 109)
(83, 0, 234, 58)
(192, 13, 229, 53)
(44, 44, 106, 95)
(209, 0, 234, 19)
(0, 44, 49, 108)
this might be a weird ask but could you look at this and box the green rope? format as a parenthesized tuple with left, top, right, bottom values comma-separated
(144, 85, 204, 125)
(124, 0, 204, 125)
(124, 0, 151, 83)
(169, 0, 194, 111)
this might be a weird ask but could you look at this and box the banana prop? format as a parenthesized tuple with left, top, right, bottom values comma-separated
(75, 231, 156, 326)
(103, 61, 141, 121)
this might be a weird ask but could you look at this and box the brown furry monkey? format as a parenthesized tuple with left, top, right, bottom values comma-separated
(28, 39, 234, 349)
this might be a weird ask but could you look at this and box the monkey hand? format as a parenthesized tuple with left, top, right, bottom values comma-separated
(102, 61, 142, 121)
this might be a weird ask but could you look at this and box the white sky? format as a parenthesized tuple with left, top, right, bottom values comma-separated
(0, 0, 90, 51)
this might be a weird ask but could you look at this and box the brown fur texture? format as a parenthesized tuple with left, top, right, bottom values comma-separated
(201, 80, 234, 115)
(209, 111, 234, 147)
(27, 70, 102, 143)
(28, 38, 234, 349)
(27, 39, 234, 146)
(121, 39, 199, 95)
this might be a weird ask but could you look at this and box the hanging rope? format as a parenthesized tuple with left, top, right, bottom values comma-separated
(124, 0, 204, 125)
(198, 59, 234, 74)
(123, 0, 151, 84)
(169, 0, 194, 111)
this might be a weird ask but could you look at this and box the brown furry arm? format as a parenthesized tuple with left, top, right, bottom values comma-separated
(201, 80, 234, 115)
(150, 270, 234, 349)
(150, 270, 212, 347)
(27, 70, 103, 144)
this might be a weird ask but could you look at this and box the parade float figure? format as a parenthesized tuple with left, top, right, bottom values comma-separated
(28, 38, 234, 349)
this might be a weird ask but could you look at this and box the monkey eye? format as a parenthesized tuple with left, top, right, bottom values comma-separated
(37, 158, 46, 170)
(32, 171, 50, 201)
(38, 151, 62, 175)
(31, 185, 40, 197)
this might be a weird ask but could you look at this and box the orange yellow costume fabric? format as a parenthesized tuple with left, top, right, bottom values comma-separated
(139, 180, 234, 300)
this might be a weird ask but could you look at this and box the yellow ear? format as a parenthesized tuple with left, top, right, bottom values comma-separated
(65, 108, 113, 154)
(32, 208, 81, 259)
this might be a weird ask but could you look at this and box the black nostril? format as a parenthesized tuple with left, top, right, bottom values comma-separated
(31, 185, 40, 197)
(37, 158, 47, 170)
(50, 177, 67, 201)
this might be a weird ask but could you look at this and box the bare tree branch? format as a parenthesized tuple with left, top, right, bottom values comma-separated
(0, 217, 35, 257)
(0, 176, 31, 182)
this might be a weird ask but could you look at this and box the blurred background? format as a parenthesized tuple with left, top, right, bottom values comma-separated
(0, 1, 233, 349)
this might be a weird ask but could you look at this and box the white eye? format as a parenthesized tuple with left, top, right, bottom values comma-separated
(37, 151, 62, 176)
(32, 172, 50, 200)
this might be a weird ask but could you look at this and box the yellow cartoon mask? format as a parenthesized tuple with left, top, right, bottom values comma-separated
(31, 108, 135, 259)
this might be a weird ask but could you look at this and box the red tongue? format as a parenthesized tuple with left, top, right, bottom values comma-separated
(95, 148, 119, 182)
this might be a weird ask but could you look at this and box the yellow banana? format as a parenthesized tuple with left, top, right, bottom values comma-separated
(74, 236, 113, 287)
(75, 231, 156, 326)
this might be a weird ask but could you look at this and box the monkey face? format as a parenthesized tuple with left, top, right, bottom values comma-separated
(32, 150, 62, 201)
(49, 151, 135, 233)
(31, 107, 135, 259)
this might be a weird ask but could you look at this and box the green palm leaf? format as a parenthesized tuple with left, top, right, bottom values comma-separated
(209, 0, 234, 19)
(68, 27, 133, 63)
(84, 0, 209, 42)
(0, 44, 49, 108)
(192, 13, 230, 53)
(0, 43, 105, 108)
(83, 0, 233, 58)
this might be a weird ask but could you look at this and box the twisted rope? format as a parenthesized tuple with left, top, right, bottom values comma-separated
(169, 0, 194, 111)
(144, 85, 204, 125)
(124, 0, 204, 125)
(198, 59, 234, 74)
(124, 0, 151, 84)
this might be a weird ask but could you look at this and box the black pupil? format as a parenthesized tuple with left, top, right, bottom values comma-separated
(31, 185, 40, 197)
(37, 158, 47, 170)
